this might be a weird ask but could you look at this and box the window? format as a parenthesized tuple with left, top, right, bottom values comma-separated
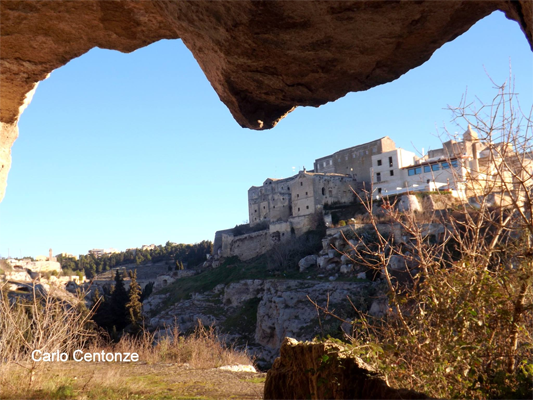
(297, 194, 299, 198)
(329, 160, 332, 165)
(300, 182, 303, 186)
(322, 187, 325, 195)
(298, 207, 300, 212)
(378, 188, 382, 194)
(427, 179, 431, 184)
(432, 164, 440, 171)
(390, 170, 394, 176)
(376, 172, 381, 182)
(415, 167, 422, 175)
(377, 159, 382, 166)
(424, 165, 431, 173)
(389, 157, 393, 167)
(323, 161, 326, 167)
(306, 205, 309, 209)
(451, 160, 459, 168)
(305, 192, 308, 195)
(442, 162, 450, 169)
(408, 168, 415, 176)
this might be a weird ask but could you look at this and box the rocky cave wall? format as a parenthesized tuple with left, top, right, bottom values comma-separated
(1, 0, 532, 202)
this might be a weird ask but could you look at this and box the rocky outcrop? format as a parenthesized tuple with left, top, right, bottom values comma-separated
(1, 1, 532, 201)
(264, 337, 430, 400)
(255, 280, 375, 352)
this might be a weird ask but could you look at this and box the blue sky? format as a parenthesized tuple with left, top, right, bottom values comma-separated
(1, 11, 531, 258)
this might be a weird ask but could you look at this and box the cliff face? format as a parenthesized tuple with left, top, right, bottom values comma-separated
(1, 1, 532, 201)
(146, 277, 384, 365)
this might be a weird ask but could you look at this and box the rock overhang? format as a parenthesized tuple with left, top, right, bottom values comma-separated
(0, 0, 531, 201)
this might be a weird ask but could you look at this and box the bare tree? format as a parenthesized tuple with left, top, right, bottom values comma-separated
(315, 76, 533, 399)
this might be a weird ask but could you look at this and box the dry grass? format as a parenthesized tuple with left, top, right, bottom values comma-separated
(114, 323, 253, 368)
(0, 288, 256, 399)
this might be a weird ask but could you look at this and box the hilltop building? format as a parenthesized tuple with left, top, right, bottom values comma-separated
(370, 126, 532, 200)
(214, 128, 532, 261)
(88, 248, 120, 258)
(313, 137, 396, 182)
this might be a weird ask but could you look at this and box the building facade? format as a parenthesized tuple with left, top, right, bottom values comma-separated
(248, 176, 295, 227)
(313, 137, 396, 183)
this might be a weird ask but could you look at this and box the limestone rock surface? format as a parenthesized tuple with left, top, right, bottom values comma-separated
(264, 337, 431, 399)
(255, 280, 373, 351)
(1, 1, 531, 201)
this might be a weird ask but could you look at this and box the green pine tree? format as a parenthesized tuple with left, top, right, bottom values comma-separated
(126, 270, 142, 332)
(110, 269, 129, 331)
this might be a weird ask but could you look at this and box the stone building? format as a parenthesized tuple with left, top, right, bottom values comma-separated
(290, 171, 356, 217)
(313, 136, 396, 183)
(248, 176, 296, 227)
(370, 126, 532, 200)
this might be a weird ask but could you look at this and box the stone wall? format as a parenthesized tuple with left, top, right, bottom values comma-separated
(269, 221, 292, 243)
(220, 230, 271, 261)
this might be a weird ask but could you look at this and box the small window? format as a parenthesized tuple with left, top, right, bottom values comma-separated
(432, 164, 440, 171)
(376, 172, 381, 182)
(298, 207, 300, 212)
(297, 194, 299, 198)
(378, 188, 382, 194)
(300, 182, 303, 186)
(442, 162, 450, 169)
(323, 161, 326, 167)
(305, 192, 308, 195)
(451, 160, 459, 168)
(306, 205, 309, 209)
(377, 159, 382, 166)
(390, 170, 394, 176)
(322, 187, 325, 195)
(424, 165, 431, 173)
(263, 206, 266, 209)
(415, 167, 422, 175)
(408, 168, 415, 176)
(273, 206, 275, 208)
(389, 157, 393, 167)
(329, 160, 332, 165)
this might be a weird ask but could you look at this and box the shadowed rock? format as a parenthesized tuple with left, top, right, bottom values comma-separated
(264, 337, 432, 399)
